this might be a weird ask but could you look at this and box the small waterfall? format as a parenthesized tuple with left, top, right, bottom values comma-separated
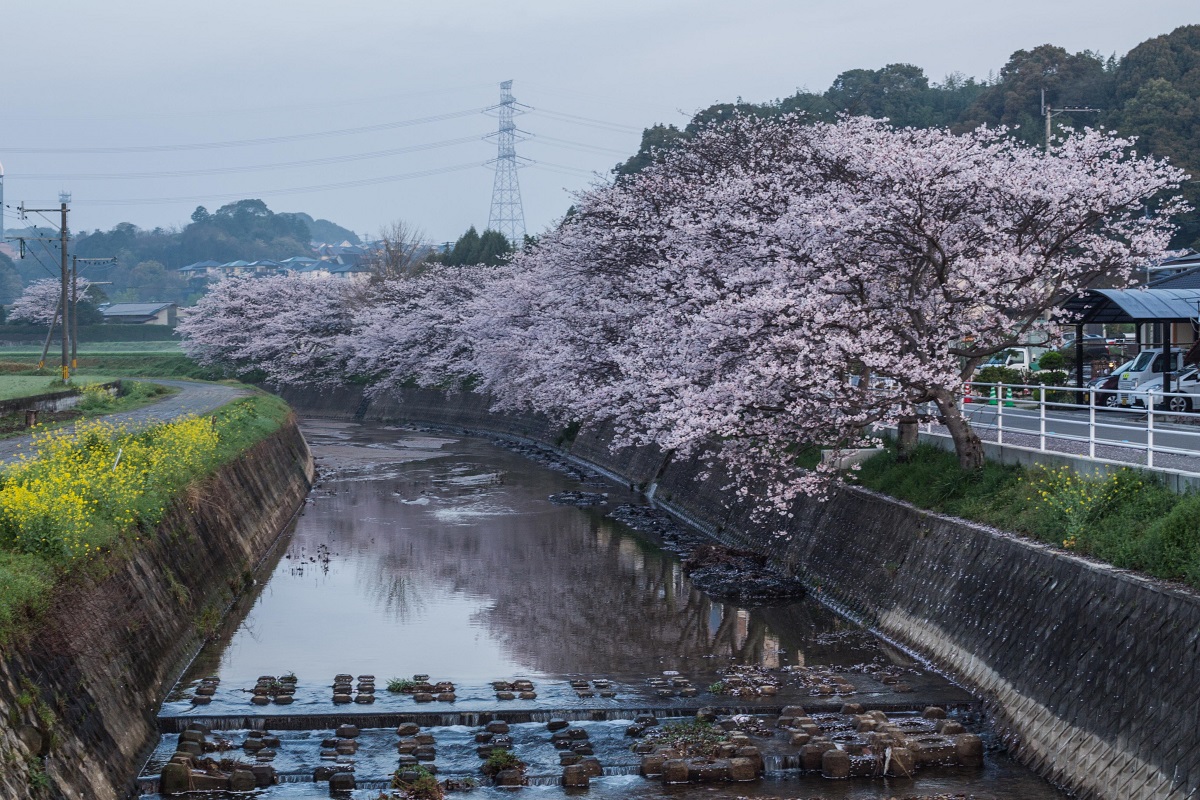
(762, 754, 803, 774)
(601, 765, 642, 777)
(524, 774, 563, 787)
(157, 706, 739, 733)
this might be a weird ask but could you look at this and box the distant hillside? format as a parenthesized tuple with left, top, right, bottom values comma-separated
(69, 199, 359, 304)
(618, 24, 1200, 249)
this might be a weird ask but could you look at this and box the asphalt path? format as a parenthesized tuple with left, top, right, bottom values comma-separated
(942, 400, 1200, 473)
(0, 379, 249, 464)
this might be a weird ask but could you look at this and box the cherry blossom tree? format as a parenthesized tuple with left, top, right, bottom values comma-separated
(473, 115, 1186, 508)
(178, 275, 355, 385)
(178, 114, 1186, 512)
(344, 263, 510, 394)
(8, 277, 92, 325)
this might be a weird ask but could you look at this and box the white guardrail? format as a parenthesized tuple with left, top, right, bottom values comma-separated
(922, 381, 1200, 471)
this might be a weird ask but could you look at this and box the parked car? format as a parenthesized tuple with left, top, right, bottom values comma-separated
(977, 346, 1050, 372)
(1127, 366, 1200, 412)
(1087, 359, 1134, 408)
(1116, 349, 1186, 406)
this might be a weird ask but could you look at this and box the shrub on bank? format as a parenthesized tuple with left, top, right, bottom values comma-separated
(0, 393, 290, 642)
(855, 445, 1198, 588)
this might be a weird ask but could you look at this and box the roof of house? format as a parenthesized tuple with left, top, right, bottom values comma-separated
(180, 259, 222, 271)
(101, 302, 176, 317)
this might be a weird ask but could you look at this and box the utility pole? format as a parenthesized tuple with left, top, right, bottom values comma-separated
(1041, 88, 1100, 153)
(11, 198, 73, 382)
(59, 195, 70, 384)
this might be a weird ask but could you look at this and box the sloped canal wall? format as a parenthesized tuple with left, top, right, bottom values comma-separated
(283, 385, 1200, 800)
(0, 417, 313, 800)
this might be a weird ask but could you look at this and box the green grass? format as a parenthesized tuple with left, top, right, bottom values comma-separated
(0, 552, 54, 635)
(0, 341, 181, 356)
(0, 377, 64, 400)
(854, 444, 1199, 587)
(0, 353, 223, 381)
(0, 391, 291, 644)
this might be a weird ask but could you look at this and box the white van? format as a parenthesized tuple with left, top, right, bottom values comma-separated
(978, 346, 1051, 372)
(1116, 348, 1185, 406)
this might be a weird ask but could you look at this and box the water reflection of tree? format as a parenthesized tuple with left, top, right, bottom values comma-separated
(291, 432, 884, 675)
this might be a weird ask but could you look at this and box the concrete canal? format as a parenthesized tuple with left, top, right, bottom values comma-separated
(142, 420, 1065, 798)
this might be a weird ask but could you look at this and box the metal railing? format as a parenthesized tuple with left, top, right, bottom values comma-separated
(921, 381, 1200, 472)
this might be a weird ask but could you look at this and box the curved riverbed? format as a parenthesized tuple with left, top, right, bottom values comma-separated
(144, 420, 1065, 799)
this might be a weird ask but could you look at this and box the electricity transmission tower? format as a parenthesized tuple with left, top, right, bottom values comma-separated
(485, 80, 532, 245)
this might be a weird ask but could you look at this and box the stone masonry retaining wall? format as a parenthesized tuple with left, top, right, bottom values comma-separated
(0, 416, 314, 800)
(282, 385, 1200, 800)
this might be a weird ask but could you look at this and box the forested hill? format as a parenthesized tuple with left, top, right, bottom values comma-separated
(618, 25, 1200, 249)
(37, 200, 361, 304)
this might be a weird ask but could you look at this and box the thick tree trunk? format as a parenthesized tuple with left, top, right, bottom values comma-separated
(896, 415, 919, 461)
(934, 389, 985, 471)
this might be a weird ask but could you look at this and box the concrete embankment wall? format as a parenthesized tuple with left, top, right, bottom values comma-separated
(284, 385, 1199, 800)
(0, 417, 314, 800)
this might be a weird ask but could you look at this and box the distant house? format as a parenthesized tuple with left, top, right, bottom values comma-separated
(178, 259, 222, 280)
(329, 262, 370, 279)
(102, 302, 178, 326)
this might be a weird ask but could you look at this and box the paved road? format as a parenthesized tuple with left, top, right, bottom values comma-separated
(932, 401, 1200, 473)
(0, 379, 249, 463)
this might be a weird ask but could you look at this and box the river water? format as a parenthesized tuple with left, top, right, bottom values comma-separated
(147, 420, 1067, 799)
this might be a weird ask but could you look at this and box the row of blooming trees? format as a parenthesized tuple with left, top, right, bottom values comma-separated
(180, 116, 1186, 510)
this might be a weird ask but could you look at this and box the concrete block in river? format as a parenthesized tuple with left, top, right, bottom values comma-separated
(885, 746, 916, 777)
(328, 771, 355, 791)
(494, 769, 524, 786)
(956, 733, 984, 767)
(229, 769, 256, 791)
(250, 764, 276, 787)
(579, 757, 603, 777)
(728, 757, 758, 781)
(176, 740, 202, 757)
(562, 764, 590, 788)
(396, 723, 420, 736)
(486, 720, 510, 734)
(640, 755, 665, 776)
(801, 742, 833, 770)
(661, 759, 689, 784)
(691, 759, 730, 782)
(821, 748, 851, 778)
(158, 764, 190, 795)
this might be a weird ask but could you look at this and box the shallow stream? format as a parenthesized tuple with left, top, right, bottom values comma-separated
(143, 420, 1067, 799)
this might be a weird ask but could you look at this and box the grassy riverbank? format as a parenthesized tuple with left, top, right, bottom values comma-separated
(0, 352, 222, 381)
(854, 444, 1200, 588)
(0, 392, 290, 643)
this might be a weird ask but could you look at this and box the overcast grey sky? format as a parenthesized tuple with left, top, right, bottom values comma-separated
(2, 0, 1196, 244)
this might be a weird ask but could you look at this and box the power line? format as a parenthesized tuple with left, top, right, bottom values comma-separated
(6, 81, 498, 123)
(524, 135, 632, 156)
(531, 107, 645, 134)
(0, 108, 487, 154)
(75, 162, 483, 206)
(10, 136, 485, 180)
